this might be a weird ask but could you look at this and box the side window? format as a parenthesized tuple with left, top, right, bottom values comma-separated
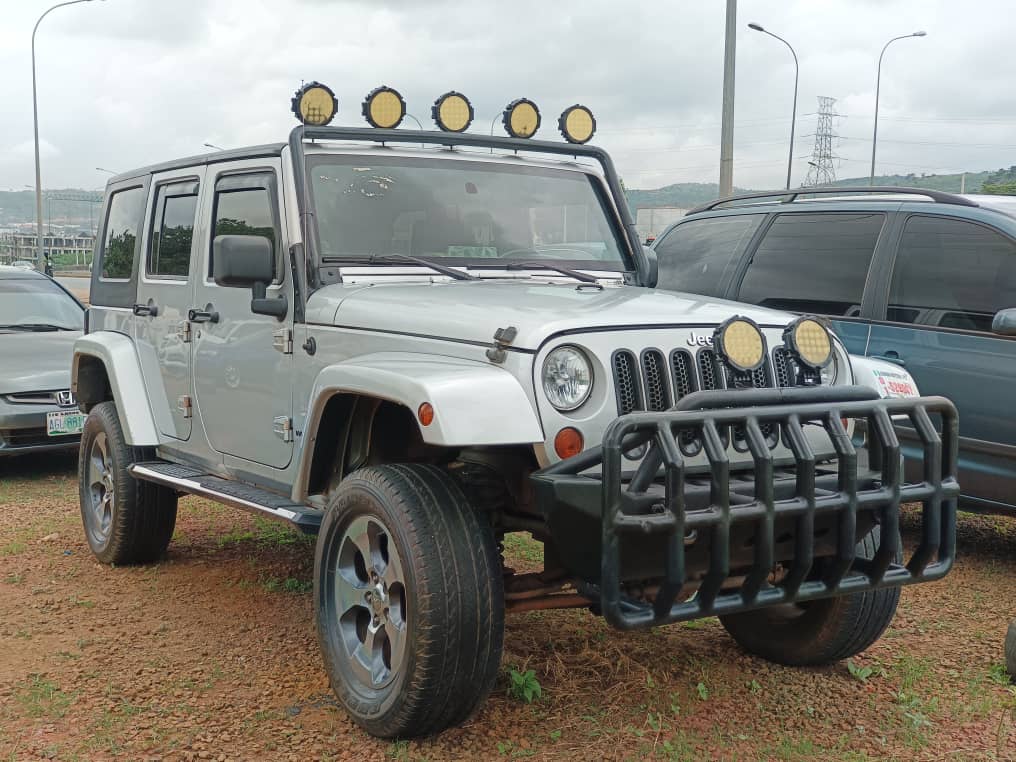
(148, 181, 199, 278)
(100, 186, 145, 280)
(654, 215, 762, 296)
(887, 215, 1016, 332)
(737, 212, 885, 315)
(210, 179, 277, 280)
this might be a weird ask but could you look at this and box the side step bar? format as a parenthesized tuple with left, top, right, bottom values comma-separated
(129, 461, 323, 534)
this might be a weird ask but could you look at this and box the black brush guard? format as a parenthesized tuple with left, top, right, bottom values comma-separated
(530, 386, 959, 630)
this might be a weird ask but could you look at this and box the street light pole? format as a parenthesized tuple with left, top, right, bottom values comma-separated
(718, 0, 737, 197)
(748, 23, 798, 189)
(32, 0, 99, 272)
(870, 31, 926, 185)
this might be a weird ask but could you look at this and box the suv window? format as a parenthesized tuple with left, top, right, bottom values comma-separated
(210, 183, 276, 278)
(148, 181, 199, 278)
(654, 215, 762, 296)
(888, 215, 1016, 331)
(100, 186, 145, 280)
(737, 212, 885, 315)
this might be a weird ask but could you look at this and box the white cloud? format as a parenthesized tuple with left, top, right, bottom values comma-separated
(1, 0, 1014, 191)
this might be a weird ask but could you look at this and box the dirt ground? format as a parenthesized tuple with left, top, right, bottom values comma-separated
(1, 453, 1014, 762)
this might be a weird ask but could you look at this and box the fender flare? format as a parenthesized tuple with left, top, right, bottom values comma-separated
(72, 332, 160, 446)
(295, 352, 544, 497)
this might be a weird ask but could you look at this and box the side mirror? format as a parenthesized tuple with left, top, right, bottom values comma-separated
(642, 245, 659, 288)
(991, 307, 1016, 336)
(212, 235, 287, 320)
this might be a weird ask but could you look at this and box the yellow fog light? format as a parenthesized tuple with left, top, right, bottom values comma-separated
(362, 85, 406, 129)
(432, 91, 474, 132)
(714, 316, 766, 373)
(558, 104, 596, 144)
(785, 317, 833, 370)
(291, 81, 338, 126)
(503, 98, 541, 138)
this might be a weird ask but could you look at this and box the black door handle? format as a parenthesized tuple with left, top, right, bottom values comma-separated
(187, 305, 219, 324)
(871, 351, 906, 368)
(133, 302, 158, 317)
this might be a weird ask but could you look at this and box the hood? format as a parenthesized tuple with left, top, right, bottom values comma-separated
(0, 331, 80, 395)
(308, 280, 794, 350)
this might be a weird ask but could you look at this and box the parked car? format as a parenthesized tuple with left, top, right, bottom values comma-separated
(71, 88, 958, 739)
(0, 265, 86, 455)
(651, 186, 1016, 513)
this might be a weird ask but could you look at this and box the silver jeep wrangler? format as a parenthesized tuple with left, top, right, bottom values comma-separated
(73, 84, 959, 738)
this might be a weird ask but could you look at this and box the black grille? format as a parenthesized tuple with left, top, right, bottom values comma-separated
(612, 351, 641, 415)
(670, 350, 696, 399)
(641, 350, 671, 412)
(0, 428, 77, 448)
(773, 348, 794, 387)
(697, 349, 723, 391)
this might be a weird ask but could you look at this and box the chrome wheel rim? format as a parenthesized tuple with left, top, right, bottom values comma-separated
(333, 515, 408, 690)
(85, 432, 114, 546)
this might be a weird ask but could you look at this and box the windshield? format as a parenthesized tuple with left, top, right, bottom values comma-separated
(0, 278, 83, 331)
(308, 155, 630, 271)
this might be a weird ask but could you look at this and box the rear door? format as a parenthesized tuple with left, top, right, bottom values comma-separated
(133, 169, 204, 440)
(731, 211, 889, 355)
(866, 213, 1016, 506)
(653, 214, 764, 298)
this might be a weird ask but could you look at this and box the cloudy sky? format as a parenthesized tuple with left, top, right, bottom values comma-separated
(3, 0, 1015, 192)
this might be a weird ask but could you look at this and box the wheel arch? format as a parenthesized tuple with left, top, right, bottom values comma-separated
(72, 332, 160, 446)
(293, 353, 543, 501)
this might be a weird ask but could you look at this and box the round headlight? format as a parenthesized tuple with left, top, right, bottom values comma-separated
(362, 85, 406, 129)
(714, 316, 766, 372)
(542, 346, 593, 411)
(785, 317, 833, 370)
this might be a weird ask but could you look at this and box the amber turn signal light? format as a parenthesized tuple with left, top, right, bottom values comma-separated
(554, 427, 584, 459)
(418, 402, 435, 426)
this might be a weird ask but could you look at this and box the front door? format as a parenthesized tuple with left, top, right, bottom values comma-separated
(190, 161, 295, 469)
(867, 213, 1016, 506)
(134, 169, 205, 440)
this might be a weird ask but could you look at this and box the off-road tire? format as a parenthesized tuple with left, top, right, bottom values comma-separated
(314, 464, 505, 738)
(719, 526, 900, 666)
(78, 401, 177, 564)
(1006, 619, 1016, 681)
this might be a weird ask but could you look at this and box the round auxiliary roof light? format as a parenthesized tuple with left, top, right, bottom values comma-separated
(558, 104, 596, 144)
(503, 98, 541, 138)
(362, 85, 406, 129)
(432, 91, 474, 132)
(291, 81, 338, 126)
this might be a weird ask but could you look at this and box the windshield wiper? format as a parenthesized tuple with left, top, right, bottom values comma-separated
(321, 254, 478, 281)
(501, 261, 600, 284)
(0, 323, 72, 332)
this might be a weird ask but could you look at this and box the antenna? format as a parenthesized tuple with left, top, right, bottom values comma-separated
(802, 96, 839, 187)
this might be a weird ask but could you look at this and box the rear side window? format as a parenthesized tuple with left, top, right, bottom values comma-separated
(888, 215, 1016, 331)
(654, 215, 761, 296)
(737, 212, 884, 315)
(210, 183, 277, 279)
(100, 186, 145, 280)
(148, 181, 199, 278)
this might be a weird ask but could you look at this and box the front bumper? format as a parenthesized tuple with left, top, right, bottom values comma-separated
(531, 385, 959, 630)
(0, 401, 80, 456)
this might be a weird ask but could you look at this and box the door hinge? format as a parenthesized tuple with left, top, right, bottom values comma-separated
(272, 327, 293, 354)
(272, 416, 293, 442)
(177, 395, 192, 419)
(177, 321, 192, 343)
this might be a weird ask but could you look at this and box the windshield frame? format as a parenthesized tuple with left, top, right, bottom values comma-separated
(288, 125, 647, 293)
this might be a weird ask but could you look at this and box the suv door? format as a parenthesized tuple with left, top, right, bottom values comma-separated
(653, 214, 764, 298)
(867, 213, 1016, 508)
(732, 211, 888, 355)
(191, 162, 295, 470)
(133, 169, 204, 440)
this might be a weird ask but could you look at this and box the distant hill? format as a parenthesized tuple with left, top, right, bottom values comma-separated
(625, 169, 1016, 214)
(0, 190, 102, 227)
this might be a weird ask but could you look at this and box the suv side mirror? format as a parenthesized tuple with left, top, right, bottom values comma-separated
(992, 307, 1016, 336)
(642, 245, 659, 288)
(213, 235, 288, 320)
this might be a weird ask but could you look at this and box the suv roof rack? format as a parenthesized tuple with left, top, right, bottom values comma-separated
(687, 186, 980, 215)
